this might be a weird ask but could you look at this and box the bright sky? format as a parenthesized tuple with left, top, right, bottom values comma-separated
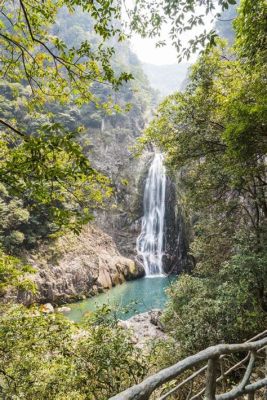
(128, 6, 218, 65)
(131, 34, 185, 65)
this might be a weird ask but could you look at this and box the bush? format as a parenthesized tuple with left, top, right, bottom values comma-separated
(0, 305, 148, 399)
(162, 250, 267, 357)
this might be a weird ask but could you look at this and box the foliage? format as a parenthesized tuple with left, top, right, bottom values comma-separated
(0, 2, 127, 238)
(0, 183, 29, 251)
(0, 0, 241, 101)
(142, 38, 266, 246)
(162, 249, 267, 356)
(124, 0, 239, 61)
(0, 250, 35, 297)
(0, 305, 148, 399)
(0, 1, 131, 108)
(0, 120, 112, 234)
(0, 4, 155, 297)
(234, 0, 267, 63)
(0, 1, 266, 397)
(139, 0, 267, 358)
(0, 4, 155, 238)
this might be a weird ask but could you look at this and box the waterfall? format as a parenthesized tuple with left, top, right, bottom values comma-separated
(137, 153, 166, 276)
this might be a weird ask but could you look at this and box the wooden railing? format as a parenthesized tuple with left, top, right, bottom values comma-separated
(110, 331, 267, 400)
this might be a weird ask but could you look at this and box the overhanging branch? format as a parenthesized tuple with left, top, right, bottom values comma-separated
(0, 119, 26, 138)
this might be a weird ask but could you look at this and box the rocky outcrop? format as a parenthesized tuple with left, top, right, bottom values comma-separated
(95, 150, 154, 259)
(118, 309, 168, 348)
(47, 77, 156, 262)
(163, 176, 192, 274)
(18, 225, 144, 305)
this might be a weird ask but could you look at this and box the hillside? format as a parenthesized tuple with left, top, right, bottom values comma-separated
(142, 62, 190, 97)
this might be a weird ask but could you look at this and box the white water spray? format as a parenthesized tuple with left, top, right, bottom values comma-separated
(137, 153, 166, 276)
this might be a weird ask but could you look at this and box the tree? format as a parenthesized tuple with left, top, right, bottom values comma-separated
(0, 0, 131, 108)
(124, 0, 239, 60)
(234, 0, 267, 63)
(142, 37, 266, 248)
(139, 0, 267, 355)
(162, 248, 267, 356)
(1, 0, 259, 235)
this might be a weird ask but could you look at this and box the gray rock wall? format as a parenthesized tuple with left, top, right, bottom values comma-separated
(18, 225, 144, 305)
(163, 175, 192, 274)
(92, 137, 153, 259)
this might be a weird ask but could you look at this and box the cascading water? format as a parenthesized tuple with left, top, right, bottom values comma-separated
(137, 153, 166, 276)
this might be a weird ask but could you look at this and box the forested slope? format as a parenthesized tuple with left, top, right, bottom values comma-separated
(141, 0, 267, 359)
(0, 7, 155, 256)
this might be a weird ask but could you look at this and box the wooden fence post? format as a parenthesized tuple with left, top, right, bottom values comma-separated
(248, 392, 255, 400)
(204, 357, 218, 400)
(265, 347, 267, 400)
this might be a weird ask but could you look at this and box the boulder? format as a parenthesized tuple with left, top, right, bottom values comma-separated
(40, 303, 54, 314)
(57, 306, 71, 313)
(119, 310, 168, 348)
(149, 309, 165, 331)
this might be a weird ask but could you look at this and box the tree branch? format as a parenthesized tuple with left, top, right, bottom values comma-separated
(0, 119, 26, 138)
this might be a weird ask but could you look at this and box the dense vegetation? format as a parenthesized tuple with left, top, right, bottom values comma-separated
(142, 0, 267, 358)
(0, 6, 153, 256)
(0, 305, 148, 399)
(0, 1, 154, 397)
(0, 0, 266, 398)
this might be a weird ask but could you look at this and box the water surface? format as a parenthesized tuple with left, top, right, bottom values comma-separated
(65, 276, 175, 322)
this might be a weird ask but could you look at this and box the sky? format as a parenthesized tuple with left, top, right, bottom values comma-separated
(128, 5, 218, 65)
(130, 34, 181, 65)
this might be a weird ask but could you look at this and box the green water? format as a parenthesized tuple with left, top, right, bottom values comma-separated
(64, 276, 175, 322)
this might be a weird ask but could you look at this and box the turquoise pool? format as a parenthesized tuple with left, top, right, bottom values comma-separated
(64, 276, 175, 322)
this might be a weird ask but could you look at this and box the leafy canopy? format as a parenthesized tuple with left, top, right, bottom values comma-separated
(124, 0, 239, 61)
(0, 121, 112, 234)
(0, 0, 131, 108)
(162, 249, 267, 357)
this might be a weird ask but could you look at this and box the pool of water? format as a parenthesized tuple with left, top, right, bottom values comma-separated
(64, 276, 175, 322)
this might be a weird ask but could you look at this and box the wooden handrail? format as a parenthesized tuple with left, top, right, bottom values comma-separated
(189, 347, 267, 400)
(159, 365, 207, 400)
(109, 335, 267, 400)
(164, 331, 267, 400)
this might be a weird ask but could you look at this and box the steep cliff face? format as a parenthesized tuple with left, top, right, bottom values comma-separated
(48, 7, 158, 260)
(163, 174, 194, 274)
(94, 149, 155, 259)
(18, 225, 144, 305)
(50, 102, 155, 261)
(45, 12, 157, 259)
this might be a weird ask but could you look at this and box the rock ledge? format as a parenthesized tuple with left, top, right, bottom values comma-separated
(18, 225, 144, 305)
(118, 309, 167, 347)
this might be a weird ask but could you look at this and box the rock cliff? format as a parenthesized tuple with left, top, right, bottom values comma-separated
(46, 70, 156, 262)
(163, 175, 193, 274)
(18, 225, 144, 305)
